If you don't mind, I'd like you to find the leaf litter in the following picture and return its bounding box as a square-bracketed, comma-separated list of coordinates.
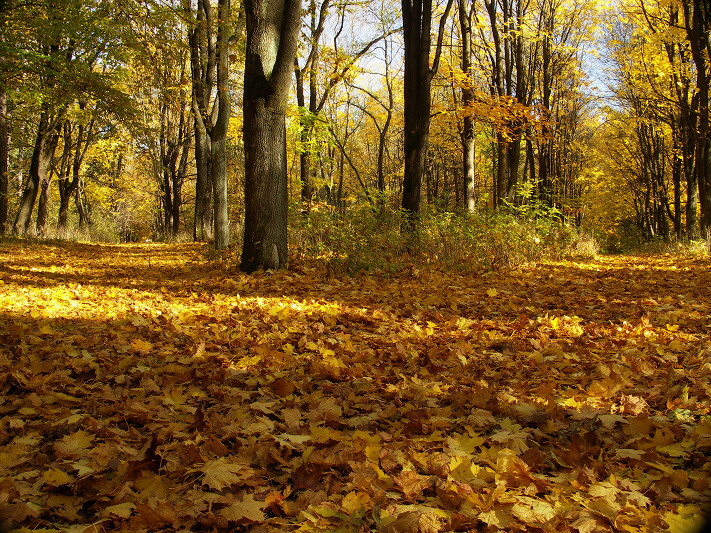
[0, 241, 709, 532]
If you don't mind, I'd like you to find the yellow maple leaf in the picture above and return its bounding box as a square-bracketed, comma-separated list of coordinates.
[664, 505, 705, 533]
[447, 432, 485, 456]
[130, 338, 153, 354]
[201, 458, 249, 491]
[511, 496, 556, 525]
[341, 491, 371, 514]
[101, 502, 136, 519]
[479, 508, 514, 528]
[54, 430, 94, 458]
[220, 494, 265, 523]
[43, 468, 73, 486]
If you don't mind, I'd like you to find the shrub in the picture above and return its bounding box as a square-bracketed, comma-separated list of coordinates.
[289, 203, 598, 275]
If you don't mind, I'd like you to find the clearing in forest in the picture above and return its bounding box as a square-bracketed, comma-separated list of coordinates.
[0, 240, 709, 532]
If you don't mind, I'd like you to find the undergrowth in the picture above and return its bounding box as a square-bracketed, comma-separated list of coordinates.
[631, 238, 711, 257]
[289, 204, 598, 275]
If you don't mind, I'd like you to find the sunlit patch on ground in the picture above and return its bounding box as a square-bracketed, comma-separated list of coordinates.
[0, 240, 709, 532]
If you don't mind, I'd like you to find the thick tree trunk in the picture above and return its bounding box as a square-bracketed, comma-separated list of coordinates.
[188, 0, 231, 248]
[401, 0, 453, 223]
[684, 0, 711, 237]
[401, 0, 432, 220]
[241, 0, 301, 272]
[242, 103, 289, 271]
[13, 111, 58, 235]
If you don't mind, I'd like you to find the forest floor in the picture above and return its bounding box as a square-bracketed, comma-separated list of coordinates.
[0, 239, 710, 533]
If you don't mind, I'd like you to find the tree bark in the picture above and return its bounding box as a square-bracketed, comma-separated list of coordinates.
[188, 0, 225, 243]
[193, 118, 213, 240]
[684, 0, 711, 237]
[294, 57, 314, 202]
[210, 0, 231, 249]
[57, 106, 96, 235]
[0, 89, 8, 234]
[13, 110, 59, 235]
[241, 0, 301, 272]
[458, 0, 476, 213]
[401, 0, 454, 222]
[35, 172, 52, 236]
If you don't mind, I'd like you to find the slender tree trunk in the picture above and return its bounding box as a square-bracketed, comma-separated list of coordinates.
[240, 0, 301, 272]
[376, 107, 392, 205]
[188, 0, 218, 243]
[294, 59, 313, 202]
[75, 184, 90, 231]
[506, 138, 521, 201]
[685, 118, 699, 237]
[0, 90, 8, 234]
[211, 126, 229, 248]
[174, 136, 189, 235]
[211, 0, 231, 249]
[193, 121, 213, 240]
[459, 0, 476, 213]
[35, 172, 53, 236]
[56, 122, 74, 235]
[494, 135, 508, 205]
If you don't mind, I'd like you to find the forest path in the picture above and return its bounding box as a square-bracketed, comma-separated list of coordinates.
[0, 240, 709, 532]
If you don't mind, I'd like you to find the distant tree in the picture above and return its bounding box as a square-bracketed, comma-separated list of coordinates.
[186, 0, 234, 248]
[8, 0, 129, 236]
[54, 103, 98, 236]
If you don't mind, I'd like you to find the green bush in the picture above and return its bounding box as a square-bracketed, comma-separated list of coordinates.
[289, 203, 598, 275]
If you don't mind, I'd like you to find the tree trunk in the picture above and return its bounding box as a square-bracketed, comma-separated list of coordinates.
[401, 0, 432, 220]
[75, 185, 90, 231]
[185, 0, 229, 243]
[458, 0, 476, 213]
[294, 59, 314, 202]
[174, 135, 189, 235]
[193, 121, 213, 240]
[13, 111, 59, 235]
[35, 173, 52, 236]
[211, 125, 229, 248]
[0, 89, 8, 234]
[401, 0, 454, 223]
[211, 0, 232, 249]
[684, 0, 711, 237]
[240, 0, 301, 272]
